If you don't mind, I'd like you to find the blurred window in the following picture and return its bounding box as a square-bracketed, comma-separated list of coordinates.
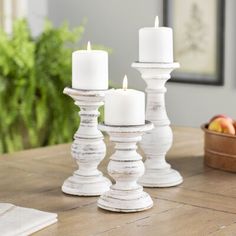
[0, 0, 27, 34]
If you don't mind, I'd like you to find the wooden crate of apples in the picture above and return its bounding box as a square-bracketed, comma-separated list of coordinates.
[202, 115, 236, 172]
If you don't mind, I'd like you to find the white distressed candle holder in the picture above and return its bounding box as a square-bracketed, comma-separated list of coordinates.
[132, 62, 183, 187]
[97, 121, 154, 213]
[62, 87, 111, 196]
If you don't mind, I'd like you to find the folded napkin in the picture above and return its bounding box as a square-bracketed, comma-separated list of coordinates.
[0, 203, 57, 236]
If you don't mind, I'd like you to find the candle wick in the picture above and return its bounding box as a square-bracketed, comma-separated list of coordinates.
[123, 75, 128, 90]
[87, 41, 91, 50]
[155, 16, 159, 28]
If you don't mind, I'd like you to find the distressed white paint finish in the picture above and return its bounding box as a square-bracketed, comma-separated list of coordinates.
[98, 121, 154, 212]
[62, 87, 111, 196]
[132, 62, 183, 187]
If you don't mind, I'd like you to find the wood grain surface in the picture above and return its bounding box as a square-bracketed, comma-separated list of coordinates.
[1, 127, 236, 236]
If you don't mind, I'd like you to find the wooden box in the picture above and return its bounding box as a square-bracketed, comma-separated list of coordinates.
[202, 124, 236, 173]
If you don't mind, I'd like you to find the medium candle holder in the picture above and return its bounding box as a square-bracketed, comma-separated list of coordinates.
[97, 121, 153, 213]
[62, 87, 111, 196]
[132, 62, 183, 187]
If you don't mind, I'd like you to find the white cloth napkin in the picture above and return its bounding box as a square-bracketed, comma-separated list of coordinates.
[0, 203, 57, 236]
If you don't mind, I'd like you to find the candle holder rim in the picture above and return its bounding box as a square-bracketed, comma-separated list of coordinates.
[63, 87, 109, 96]
[131, 61, 180, 69]
[98, 120, 153, 133]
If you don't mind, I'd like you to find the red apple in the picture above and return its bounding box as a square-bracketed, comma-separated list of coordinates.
[209, 114, 233, 124]
[208, 117, 235, 135]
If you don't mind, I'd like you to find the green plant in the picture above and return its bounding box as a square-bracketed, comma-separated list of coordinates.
[0, 19, 94, 153]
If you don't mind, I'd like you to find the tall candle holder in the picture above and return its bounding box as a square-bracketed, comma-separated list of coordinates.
[132, 62, 183, 187]
[62, 87, 111, 196]
[97, 121, 153, 213]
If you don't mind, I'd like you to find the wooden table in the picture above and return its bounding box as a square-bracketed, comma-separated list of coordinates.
[1, 127, 236, 235]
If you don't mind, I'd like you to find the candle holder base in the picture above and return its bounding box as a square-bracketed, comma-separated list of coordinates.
[62, 173, 111, 196]
[61, 88, 111, 196]
[97, 121, 154, 212]
[139, 167, 183, 188]
[98, 186, 153, 212]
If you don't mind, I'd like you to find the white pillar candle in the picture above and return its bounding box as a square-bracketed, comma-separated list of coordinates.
[105, 75, 145, 126]
[72, 41, 108, 90]
[139, 16, 173, 63]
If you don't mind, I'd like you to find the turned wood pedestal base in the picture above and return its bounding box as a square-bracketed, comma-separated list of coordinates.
[132, 62, 183, 188]
[97, 121, 153, 212]
[62, 88, 111, 196]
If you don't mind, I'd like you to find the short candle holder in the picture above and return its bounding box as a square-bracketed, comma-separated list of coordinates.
[132, 62, 183, 187]
[62, 87, 111, 196]
[97, 121, 154, 213]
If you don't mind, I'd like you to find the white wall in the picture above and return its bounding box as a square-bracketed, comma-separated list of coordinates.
[27, 0, 47, 36]
[48, 0, 236, 127]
